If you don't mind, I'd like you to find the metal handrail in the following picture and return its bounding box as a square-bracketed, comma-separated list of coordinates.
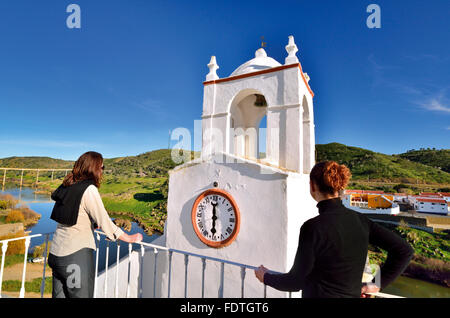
[0, 230, 403, 298]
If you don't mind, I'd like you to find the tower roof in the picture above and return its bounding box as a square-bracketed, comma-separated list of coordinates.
[230, 48, 282, 77]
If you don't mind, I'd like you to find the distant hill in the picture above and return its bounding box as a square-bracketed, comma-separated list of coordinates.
[0, 156, 74, 169]
[1, 145, 449, 184]
[103, 149, 194, 178]
[397, 149, 450, 173]
[315, 143, 450, 184]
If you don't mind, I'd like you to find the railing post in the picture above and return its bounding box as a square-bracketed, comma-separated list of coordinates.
[93, 232, 101, 298]
[20, 170, 24, 190]
[40, 234, 49, 298]
[19, 237, 31, 298]
[126, 243, 132, 298]
[139, 245, 145, 298]
[2, 169, 6, 191]
[184, 254, 189, 298]
[240, 266, 246, 298]
[153, 248, 158, 298]
[35, 169, 39, 187]
[115, 241, 120, 298]
[201, 258, 206, 298]
[218, 262, 224, 298]
[104, 240, 110, 298]
[167, 250, 173, 298]
[0, 241, 8, 298]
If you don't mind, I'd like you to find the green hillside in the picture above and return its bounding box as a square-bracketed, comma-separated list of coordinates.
[316, 143, 450, 184]
[398, 149, 450, 173]
[103, 149, 194, 178]
[0, 156, 74, 169]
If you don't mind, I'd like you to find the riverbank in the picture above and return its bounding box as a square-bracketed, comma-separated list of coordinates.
[0, 193, 41, 237]
[369, 222, 450, 288]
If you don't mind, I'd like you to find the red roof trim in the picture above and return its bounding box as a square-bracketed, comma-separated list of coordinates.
[203, 63, 315, 98]
[416, 198, 447, 204]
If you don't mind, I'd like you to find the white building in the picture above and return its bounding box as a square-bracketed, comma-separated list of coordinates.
[414, 198, 449, 215]
[341, 195, 400, 215]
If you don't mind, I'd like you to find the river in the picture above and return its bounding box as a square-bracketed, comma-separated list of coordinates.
[2, 187, 160, 272]
[2, 187, 449, 298]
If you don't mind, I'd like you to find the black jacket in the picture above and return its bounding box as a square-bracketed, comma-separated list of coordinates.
[264, 198, 414, 298]
[50, 179, 96, 226]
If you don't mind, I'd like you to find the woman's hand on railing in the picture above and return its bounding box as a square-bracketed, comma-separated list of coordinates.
[361, 282, 380, 298]
[119, 233, 143, 243]
[254, 265, 269, 283]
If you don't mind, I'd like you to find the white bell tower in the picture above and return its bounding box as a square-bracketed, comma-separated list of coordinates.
[162, 36, 318, 298]
[201, 35, 315, 174]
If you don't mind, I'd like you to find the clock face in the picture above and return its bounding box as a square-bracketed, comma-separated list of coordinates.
[191, 189, 240, 248]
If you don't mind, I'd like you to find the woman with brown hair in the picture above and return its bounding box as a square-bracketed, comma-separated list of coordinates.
[48, 151, 143, 298]
[254, 161, 414, 298]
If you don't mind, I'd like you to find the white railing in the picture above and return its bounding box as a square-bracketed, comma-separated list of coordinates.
[0, 232, 51, 298]
[0, 231, 403, 298]
[93, 231, 275, 298]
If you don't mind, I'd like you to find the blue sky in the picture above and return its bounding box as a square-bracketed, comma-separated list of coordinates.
[0, 0, 448, 160]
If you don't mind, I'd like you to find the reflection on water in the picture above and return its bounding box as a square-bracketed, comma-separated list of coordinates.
[384, 275, 450, 298]
[1, 187, 160, 272]
[5, 187, 52, 203]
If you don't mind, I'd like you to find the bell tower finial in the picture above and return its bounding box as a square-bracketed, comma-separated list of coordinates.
[206, 56, 219, 81]
[285, 35, 299, 65]
[260, 36, 267, 48]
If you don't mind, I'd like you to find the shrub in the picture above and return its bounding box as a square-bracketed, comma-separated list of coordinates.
[0, 230, 26, 255]
[0, 194, 18, 209]
[398, 220, 409, 230]
[5, 210, 25, 223]
[32, 241, 51, 258]
[0, 200, 8, 210]
[19, 206, 40, 220]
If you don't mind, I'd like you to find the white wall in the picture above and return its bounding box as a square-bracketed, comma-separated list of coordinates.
[416, 201, 448, 215]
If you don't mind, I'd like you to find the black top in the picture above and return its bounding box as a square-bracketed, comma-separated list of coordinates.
[263, 198, 414, 298]
[50, 179, 96, 226]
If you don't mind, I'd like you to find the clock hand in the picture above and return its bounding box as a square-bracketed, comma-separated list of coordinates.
[211, 201, 218, 235]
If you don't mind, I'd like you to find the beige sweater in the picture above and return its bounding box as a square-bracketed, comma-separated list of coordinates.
[50, 185, 125, 257]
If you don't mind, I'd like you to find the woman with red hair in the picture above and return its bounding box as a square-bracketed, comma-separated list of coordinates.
[48, 151, 143, 298]
[255, 161, 414, 298]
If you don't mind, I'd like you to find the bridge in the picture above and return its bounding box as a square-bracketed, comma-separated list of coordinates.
[0, 167, 71, 191]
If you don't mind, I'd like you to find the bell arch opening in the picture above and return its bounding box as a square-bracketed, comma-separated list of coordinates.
[228, 89, 268, 160]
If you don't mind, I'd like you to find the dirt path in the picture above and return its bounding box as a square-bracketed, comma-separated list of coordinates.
[2, 262, 52, 282]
